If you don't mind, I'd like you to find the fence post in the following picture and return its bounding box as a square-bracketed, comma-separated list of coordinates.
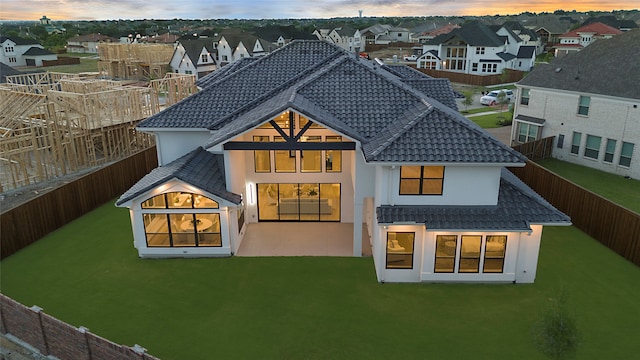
[30, 305, 50, 356]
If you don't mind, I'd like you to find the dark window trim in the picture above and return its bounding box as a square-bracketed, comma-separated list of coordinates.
[385, 232, 415, 269]
[399, 166, 445, 196]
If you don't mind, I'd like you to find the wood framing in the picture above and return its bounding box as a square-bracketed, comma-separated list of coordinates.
[0, 72, 196, 193]
[97, 43, 175, 80]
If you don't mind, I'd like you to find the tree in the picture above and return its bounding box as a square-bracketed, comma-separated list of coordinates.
[496, 90, 509, 112]
[462, 91, 474, 111]
[532, 289, 581, 359]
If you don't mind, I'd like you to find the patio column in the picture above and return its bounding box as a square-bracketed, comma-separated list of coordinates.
[353, 201, 363, 257]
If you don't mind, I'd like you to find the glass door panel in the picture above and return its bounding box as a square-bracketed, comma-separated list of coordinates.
[278, 184, 299, 221]
[299, 183, 320, 221]
[257, 183, 279, 221]
[319, 183, 340, 221]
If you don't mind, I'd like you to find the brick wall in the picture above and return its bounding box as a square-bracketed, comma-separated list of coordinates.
[0, 294, 158, 360]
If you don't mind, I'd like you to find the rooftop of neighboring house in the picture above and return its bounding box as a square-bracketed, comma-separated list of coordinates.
[582, 15, 639, 30]
[23, 47, 55, 56]
[519, 29, 640, 101]
[252, 25, 316, 43]
[178, 38, 216, 64]
[139, 40, 524, 166]
[560, 22, 624, 38]
[419, 24, 460, 38]
[426, 21, 504, 47]
[146, 33, 180, 44]
[0, 62, 22, 83]
[67, 34, 115, 43]
[520, 15, 572, 35]
[0, 36, 41, 46]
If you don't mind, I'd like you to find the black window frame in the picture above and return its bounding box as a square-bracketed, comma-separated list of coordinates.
[399, 166, 445, 196]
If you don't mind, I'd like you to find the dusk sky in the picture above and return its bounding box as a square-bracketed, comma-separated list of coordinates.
[1, 0, 638, 21]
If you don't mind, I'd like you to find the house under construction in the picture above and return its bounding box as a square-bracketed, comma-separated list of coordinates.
[97, 43, 175, 80]
[0, 71, 196, 193]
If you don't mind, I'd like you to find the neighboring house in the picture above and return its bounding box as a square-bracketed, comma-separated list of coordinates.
[554, 22, 623, 57]
[581, 15, 639, 32]
[254, 25, 317, 48]
[511, 30, 640, 179]
[67, 34, 115, 53]
[313, 27, 362, 53]
[521, 15, 572, 50]
[39, 15, 65, 34]
[170, 38, 217, 80]
[418, 21, 540, 74]
[0, 36, 57, 67]
[500, 21, 543, 55]
[415, 24, 460, 44]
[146, 33, 181, 44]
[116, 40, 569, 284]
[214, 30, 270, 65]
[361, 24, 411, 46]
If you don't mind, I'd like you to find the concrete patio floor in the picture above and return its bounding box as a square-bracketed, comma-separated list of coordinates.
[236, 222, 372, 257]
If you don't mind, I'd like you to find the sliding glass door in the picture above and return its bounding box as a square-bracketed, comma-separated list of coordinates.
[257, 183, 340, 222]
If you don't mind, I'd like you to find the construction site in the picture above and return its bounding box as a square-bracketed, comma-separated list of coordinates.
[0, 43, 196, 206]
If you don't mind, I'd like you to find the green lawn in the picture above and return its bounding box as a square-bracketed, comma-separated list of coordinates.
[44, 56, 99, 73]
[537, 158, 640, 213]
[1, 202, 639, 359]
[467, 111, 512, 128]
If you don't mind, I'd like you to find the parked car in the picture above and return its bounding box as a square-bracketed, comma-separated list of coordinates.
[480, 89, 514, 105]
[403, 55, 418, 61]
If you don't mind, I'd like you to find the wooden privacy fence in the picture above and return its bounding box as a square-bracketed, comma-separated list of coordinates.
[510, 161, 640, 266]
[512, 136, 555, 161]
[0, 294, 158, 360]
[0, 146, 157, 259]
[411, 66, 526, 86]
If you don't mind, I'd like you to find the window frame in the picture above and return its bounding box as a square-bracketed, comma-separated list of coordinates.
[434, 234, 508, 274]
[584, 134, 601, 160]
[619, 142, 634, 167]
[520, 88, 530, 105]
[604, 139, 616, 163]
[570, 132, 582, 155]
[385, 232, 415, 269]
[399, 166, 445, 196]
[577, 95, 590, 116]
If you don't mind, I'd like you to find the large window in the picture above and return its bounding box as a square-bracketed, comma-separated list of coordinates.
[619, 142, 635, 167]
[301, 136, 322, 172]
[517, 122, 538, 143]
[445, 47, 466, 71]
[274, 136, 296, 172]
[578, 95, 590, 116]
[253, 136, 271, 172]
[435, 235, 507, 274]
[386, 232, 415, 269]
[520, 88, 530, 105]
[142, 192, 219, 209]
[257, 183, 340, 221]
[584, 135, 601, 159]
[399, 166, 444, 195]
[325, 136, 342, 172]
[570, 132, 582, 155]
[604, 139, 616, 163]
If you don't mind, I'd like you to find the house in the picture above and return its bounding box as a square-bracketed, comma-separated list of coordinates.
[1, 36, 57, 67]
[360, 24, 411, 47]
[553, 22, 623, 57]
[170, 38, 217, 80]
[581, 15, 639, 32]
[0, 62, 23, 83]
[520, 15, 571, 51]
[214, 30, 270, 65]
[313, 27, 362, 53]
[418, 21, 539, 74]
[116, 40, 570, 284]
[39, 15, 65, 34]
[511, 29, 640, 179]
[253, 25, 317, 49]
[146, 33, 180, 44]
[67, 34, 116, 54]
[415, 24, 460, 44]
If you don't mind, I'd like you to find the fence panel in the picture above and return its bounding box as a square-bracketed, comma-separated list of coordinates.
[510, 161, 640, 266]
[1, 147, 158, 260]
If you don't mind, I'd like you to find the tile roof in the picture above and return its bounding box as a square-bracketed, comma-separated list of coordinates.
[23, 47, 55, 56]
[516, 46, 536, 59]
[427, 21, 504, 47]
[560, 22, 623, 37]
[0, 36, 40, 46]
[519, 29, 640, 100]
[116, 147, 241, 206]
[196, 57, 257, 88]
[377, 169, 571, 230]
[0, 62, 22, 83]
[140, 40, 525, 165]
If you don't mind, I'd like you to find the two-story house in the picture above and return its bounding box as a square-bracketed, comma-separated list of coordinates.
[418, 21, 538, 74]
[553, 22, 623, 57]
[511, 29, 639, 179]
[361, 24, 411, 47]
[170, 38, 217, 80]
[0, 36, 57, 67]
[313, 27, 362, 53]
[214, 30, 271, 65]
[116, 41, 569, 284]
[67, 34, 116, 54]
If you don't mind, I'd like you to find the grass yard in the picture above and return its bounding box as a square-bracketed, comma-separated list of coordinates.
[537, 158, 640, 213]
[1, 202, 639, 359]
[467, 111, 512, 129]
[44, 54, 99, 74]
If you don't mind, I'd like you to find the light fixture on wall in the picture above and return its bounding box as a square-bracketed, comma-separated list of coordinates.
[247, 183, 255, 205]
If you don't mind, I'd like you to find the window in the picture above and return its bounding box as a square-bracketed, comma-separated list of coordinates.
[253, 136, 271, 172]
[619, 142, 634, 167]
[483, 236, 507, 273]
[237, 205, 245, 234]
[301, 136, 322, 172]
[570, 132, 581, 155]
[520, 88, 530, 105]
[142, 192, 219, 209]
[325, 136, 342, 172]
[459, 235, 481, 273]
[222, 55, 228, 61]
[399, 166, 444, 195]
[274, 136, 295, 172]
[386, 232, 415, 269]
[471, 63, 478, 72]
[8, 57, 16, 63]
[481, 63, 498, 73]
[200, 54, 208, 63]
[475, 47, 485, 55]
[578, 95, 590, 116]
[584, 135, 601, 159]
[434, 235, 457, 273]
[4, 46, 14, 52]
[435, 235, 508, 274]
[517, 122, 538, 143]
[604, 139, 616, 163]
[144, 213, 221, 247]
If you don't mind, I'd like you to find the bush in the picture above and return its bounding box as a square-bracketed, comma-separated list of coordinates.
[532, 290, 581, 359]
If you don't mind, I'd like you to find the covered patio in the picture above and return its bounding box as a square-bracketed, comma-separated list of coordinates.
[236, 222, 372, 257]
